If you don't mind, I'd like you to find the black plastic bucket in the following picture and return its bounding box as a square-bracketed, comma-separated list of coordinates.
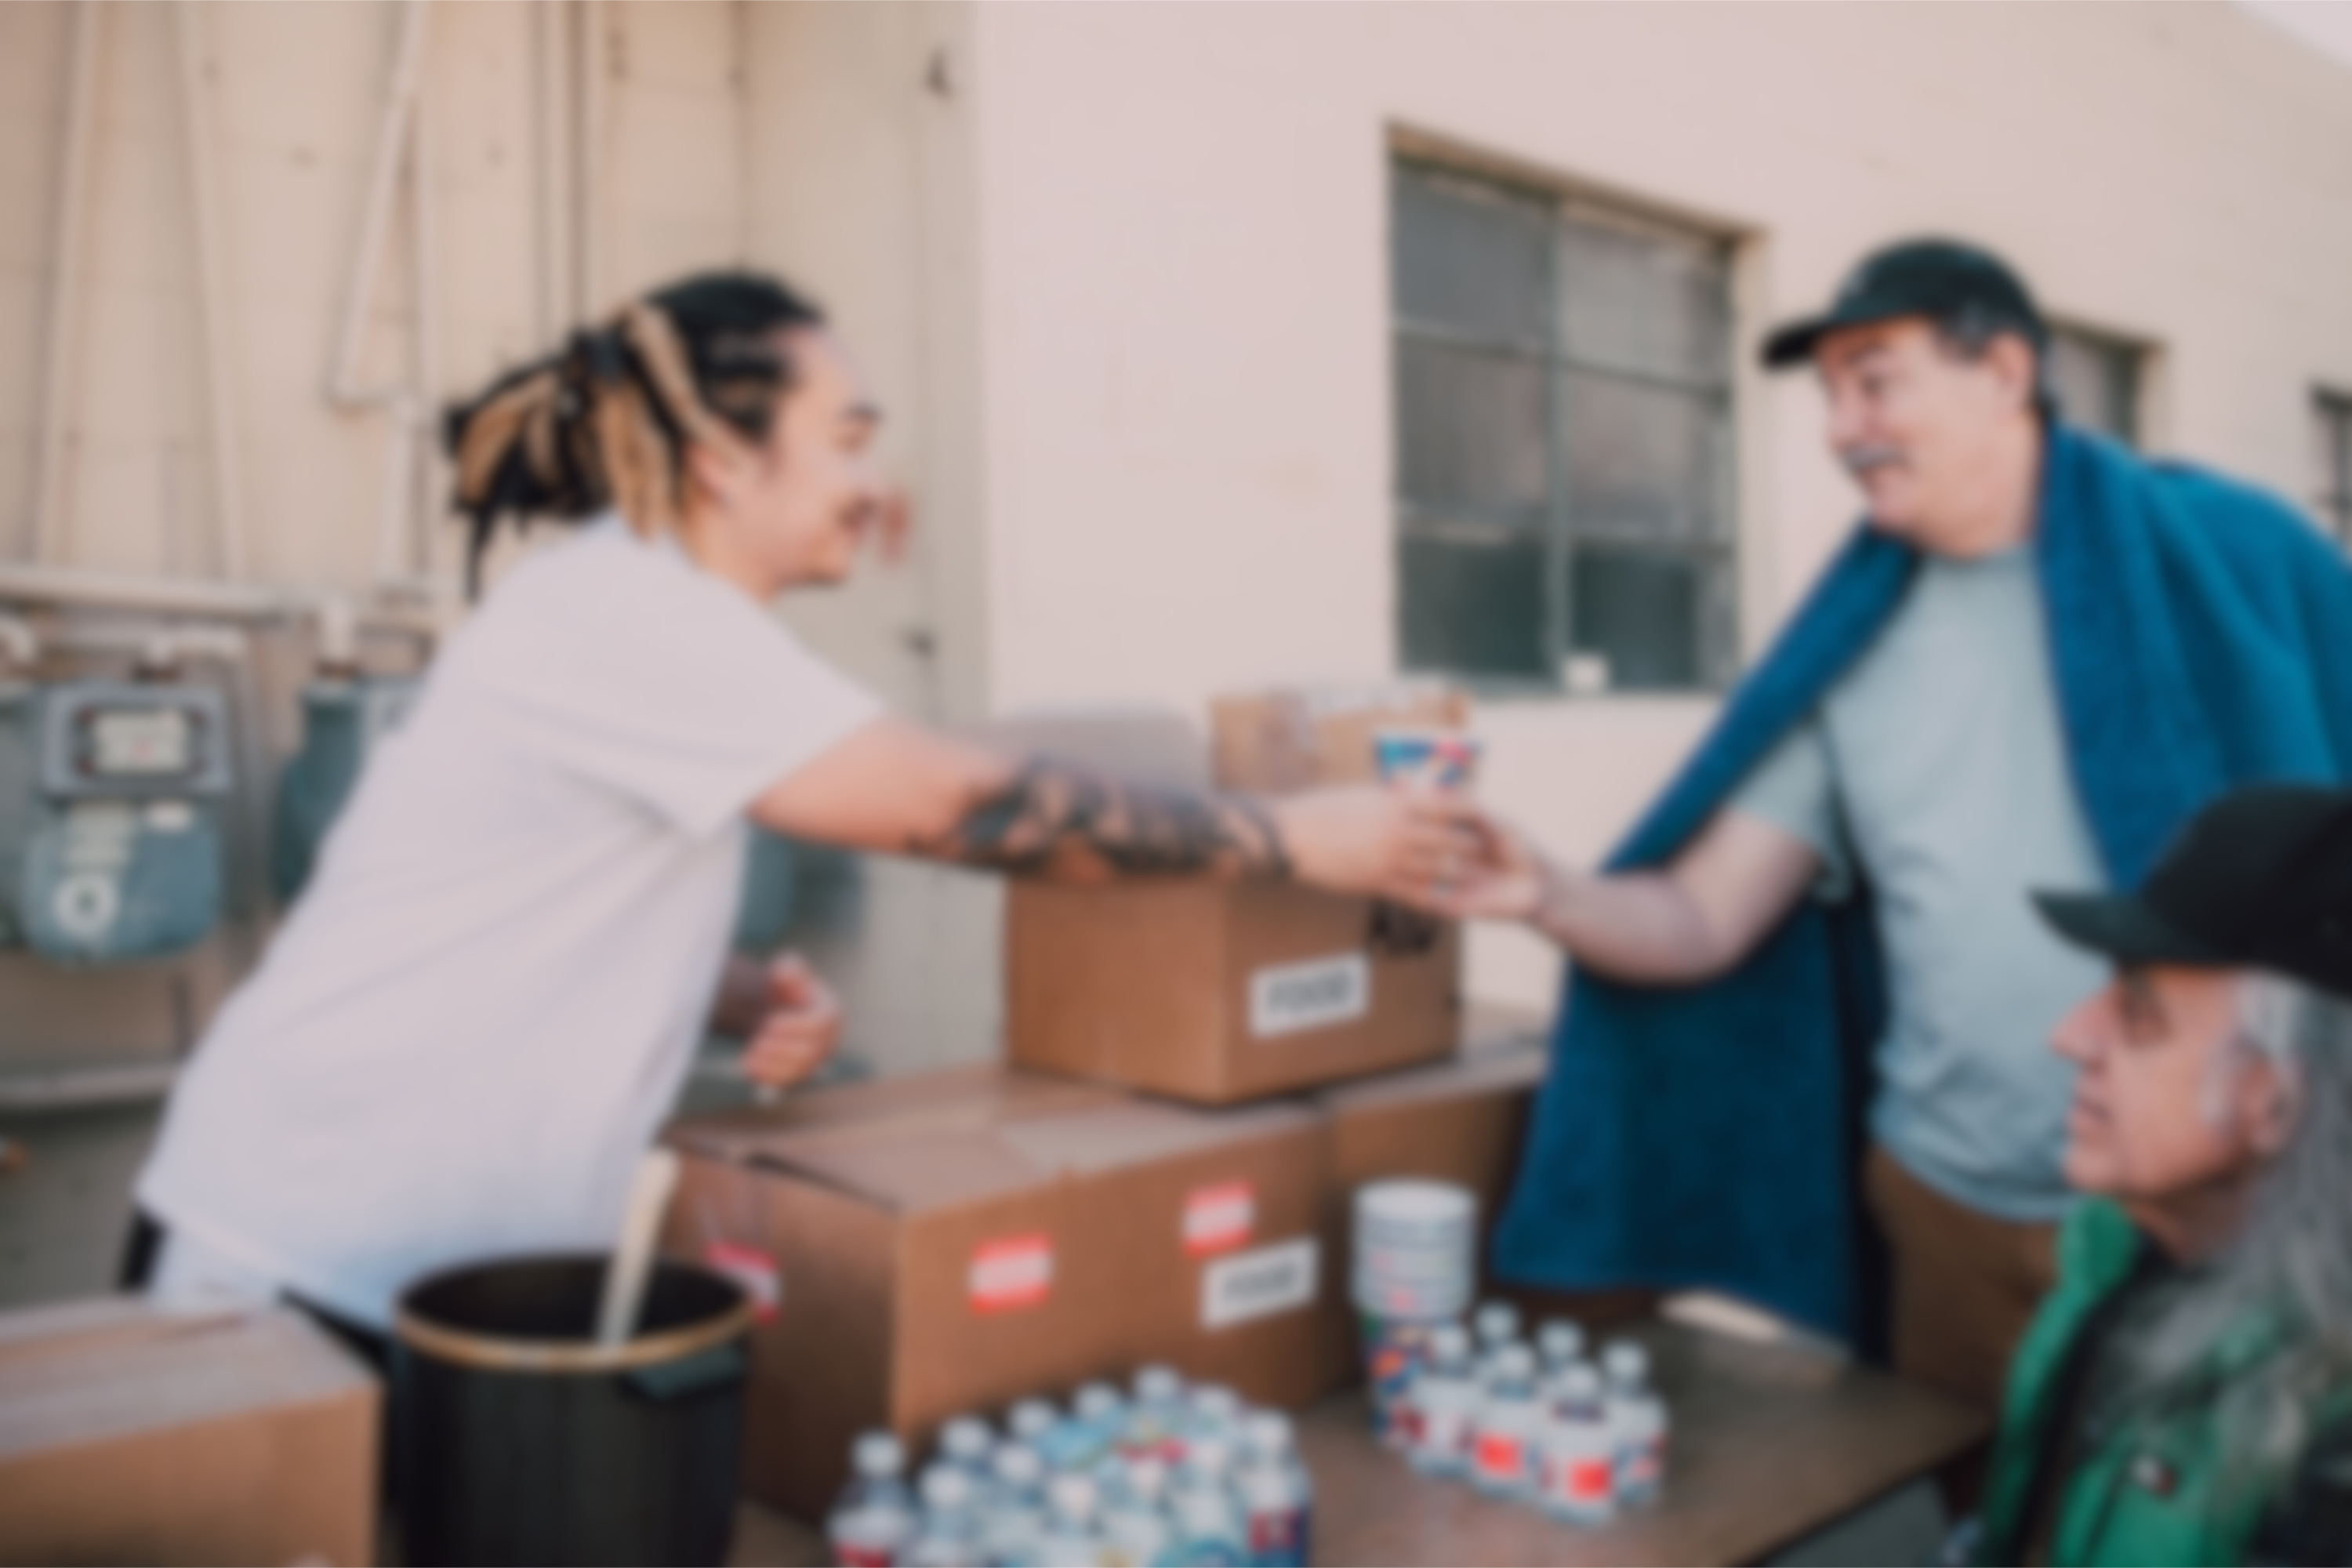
[393, 1254, 753, 1567]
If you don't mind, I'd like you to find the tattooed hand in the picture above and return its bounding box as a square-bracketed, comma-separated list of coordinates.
[913, 760, 1291, 882]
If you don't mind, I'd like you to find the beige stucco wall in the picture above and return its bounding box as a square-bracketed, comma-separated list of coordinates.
[961, 0, 2352, 1012]
[5, 2, 2351, 1069]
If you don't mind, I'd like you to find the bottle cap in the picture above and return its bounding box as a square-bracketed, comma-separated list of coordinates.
[1602, 1339, 1650, 1385]
[920, 1464, 971, 1510]
[942, 1416, 993, 1459]
[1474, 1300, 1523, 1345]
[852, 1432, 905, 1475]
[1190, 1384, 1243, 1420]
[994, 1443, 1043, 1486]
[1125, 1457, 1169, 1499]
[1185, 1435, 1233, 1475]
[1010, 1399, 1058, 1439]
[1491, 1344, 1537, 1383]
[1134, 1365, 1183, 1403]
[1558, 1362, 1604, 1402]
[1537, 1319, 1588, 1363]
[1075, 1382, 1124, 1421]
[1243, 1410, 1295, 1454]
[1432, 1323, 1474, 1361]
[1048, 1472, 1098, 1519]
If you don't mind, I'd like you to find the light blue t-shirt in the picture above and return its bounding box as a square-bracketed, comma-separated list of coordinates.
[1731, 545, 2105, 1222]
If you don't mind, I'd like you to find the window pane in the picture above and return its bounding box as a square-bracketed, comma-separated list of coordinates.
[1556, 209, 1730, 385]
[1566, 546, 1708, 691]
[1559, 370, 1728, 543]
[1399, 532, 1550, 681]
[1392, 167, 1551, 350]
[1396, 339, 1549, 524]
[2049, 328, 2140, 447]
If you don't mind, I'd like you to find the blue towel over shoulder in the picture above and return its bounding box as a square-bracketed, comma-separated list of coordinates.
[1490, 425, 2352, 1340]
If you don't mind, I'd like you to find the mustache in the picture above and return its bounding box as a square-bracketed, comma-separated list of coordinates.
[1838, 443, 1907, 477]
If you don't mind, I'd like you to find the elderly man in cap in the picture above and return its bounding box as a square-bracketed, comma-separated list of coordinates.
[1437, 238, 2352, 1428]
[1967, 786, 2352, 1565]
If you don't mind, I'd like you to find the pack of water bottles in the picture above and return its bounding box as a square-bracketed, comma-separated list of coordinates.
[1386, 1300, 1670, 1526]
[827, 1365, 1316, 1568]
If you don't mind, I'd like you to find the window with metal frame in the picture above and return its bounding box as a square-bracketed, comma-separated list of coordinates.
[1391, 162, 1737, 697]
[2315, 390, 2352, 545]
[2046, 325, 2143, 448]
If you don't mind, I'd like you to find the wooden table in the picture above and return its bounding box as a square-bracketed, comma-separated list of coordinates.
[728, 1319, 1989, 1568]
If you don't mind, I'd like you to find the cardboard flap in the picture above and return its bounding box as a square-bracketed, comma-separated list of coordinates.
[1318, 1039, 1548, 1112]
[778, 1127, 1050, 1212]
[668, 1066, 1117, 1173]
[0, 1303, 376, 1464]
[996, 1098, 1316, 1174]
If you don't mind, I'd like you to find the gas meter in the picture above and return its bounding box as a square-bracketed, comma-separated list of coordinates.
[271, 676, 419, 902]
[8, 681, 234, 964]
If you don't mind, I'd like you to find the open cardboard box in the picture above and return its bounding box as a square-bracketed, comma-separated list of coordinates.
[0, 1296, 379, 1567]
[662, 1066, 1337, 1521]
[1007, 879, 1461, 1104]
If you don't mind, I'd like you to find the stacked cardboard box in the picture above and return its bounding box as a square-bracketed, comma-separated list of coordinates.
[663, 684, 1564, 1520]
[0, 1297, 379, 1566]
[662, 1067, 1334, 1521]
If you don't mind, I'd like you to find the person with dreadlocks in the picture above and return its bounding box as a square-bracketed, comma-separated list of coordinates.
[127, 270, 1482, 1348]
[1966, 786, 2352, 1565]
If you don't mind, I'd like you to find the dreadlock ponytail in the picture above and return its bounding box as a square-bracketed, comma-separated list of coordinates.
[443, 270, 825, 595]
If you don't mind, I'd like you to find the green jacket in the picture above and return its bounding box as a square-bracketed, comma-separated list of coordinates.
[1979, 1199, 2281, 1566]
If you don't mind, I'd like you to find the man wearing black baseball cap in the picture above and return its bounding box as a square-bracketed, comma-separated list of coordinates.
[1454, 233, 2352, 1452]
[1966, 786, 2352, 1564]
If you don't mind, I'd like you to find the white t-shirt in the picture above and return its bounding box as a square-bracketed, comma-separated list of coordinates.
[136, 516, 880, 1327]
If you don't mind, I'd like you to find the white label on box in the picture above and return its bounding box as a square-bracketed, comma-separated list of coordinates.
[1183, 1180, 1257, 1257]
[1202, 1237, 1320, 1330]
[1248, 953, 1370, 1038]
[969, 1233, 1054, 1314]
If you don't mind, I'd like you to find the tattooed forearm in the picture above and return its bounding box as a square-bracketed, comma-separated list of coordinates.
[913, 760, 1292, 883]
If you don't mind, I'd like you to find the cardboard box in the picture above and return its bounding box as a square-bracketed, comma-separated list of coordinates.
[1007, 879, 1461, 1104]
[0, 1296, 379, 1567]
[1210, 680, 1469, 793]
[662, 1066, 1338, 1521]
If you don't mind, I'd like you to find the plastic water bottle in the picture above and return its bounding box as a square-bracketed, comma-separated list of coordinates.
[1406, 1323, 1480, 1478]
[906, 1464, 983, 1567]
[1536, 1319, 1588, 1378]
[1036, 1472, 1105, 1568]
[1127, 1365, 1188, 1461]
[1601, 1339, 1668, 1509]
[979, 1443, 1050, 1566]
[828, 1431, 919, 1568]
[1185, 1384, 1245, 1455]
[1236, 1412, 1312, 1568]
[1011, 1399, 1062, 1447]
[942, 1414, 997, 1482]
[1168, 1436, 1247, 1566]
[1100, 1457, 1175, 1568]
[1472, 1300, 1523, 1381]
[1541, 1363, 1617, 1526]
[1469, 1344, 1542, 1500]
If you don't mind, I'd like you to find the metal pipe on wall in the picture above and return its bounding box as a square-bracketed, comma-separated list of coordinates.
[29, 2, 102, 566]
[174, 2, 251, 582]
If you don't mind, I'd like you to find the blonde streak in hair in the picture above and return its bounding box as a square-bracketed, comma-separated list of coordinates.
[622, 302, 750, 523]
[454, 371, 559, 506]
[592, 379, 655, 539]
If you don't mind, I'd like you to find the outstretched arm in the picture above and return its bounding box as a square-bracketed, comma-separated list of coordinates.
[1427, 807, 1820, 984]
[752, 717, 1472, 896]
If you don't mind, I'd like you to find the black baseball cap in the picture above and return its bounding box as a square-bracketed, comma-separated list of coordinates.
[1761, 238, 2049, 369]
[2035, 786, 2352, 1002]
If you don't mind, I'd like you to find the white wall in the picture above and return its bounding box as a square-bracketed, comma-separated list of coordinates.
[964, 0, 2352, 1011]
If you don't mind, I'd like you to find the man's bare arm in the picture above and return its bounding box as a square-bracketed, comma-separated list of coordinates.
[753, 718, 1466, 894]
[1436, 808, 1821, 984]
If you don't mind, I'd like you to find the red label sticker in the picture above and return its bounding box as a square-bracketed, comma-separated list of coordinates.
[703, 1240, 782, 1323]
[968, 1233, 1054, 1313]
[1182, 1181, 1257, 1257]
